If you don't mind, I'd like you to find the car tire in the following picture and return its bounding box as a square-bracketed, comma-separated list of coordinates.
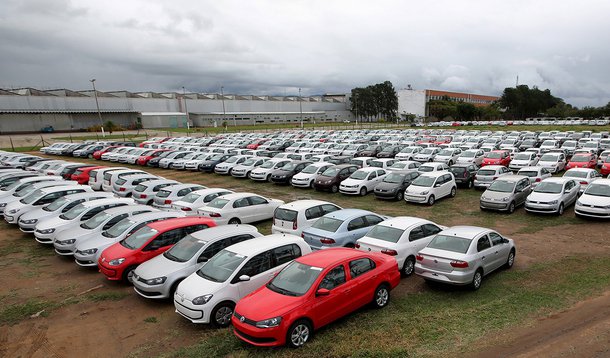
[359, 187, 367, 196]
[147, 200, 154, 205]
[401, 256, 415, 277]
[450, 187, 457, 197]
[309, 180, 315, 188]
[504, 249, 516, 269]
[470, 269, 483, 290]
[88, 154, 93, 159]
[331, 185, 338, 193]
[557, 203, 564, 216]
[395, 191, 404, 201]
[287, 319, 313, 348]
[508, 201, 515, 214]
[211, 302, 235, 328]
[427, 195, 435, 206]
[169, 279, 183, 298]
[372, 284, 390, 308]
[448, 160, 453, 166]
[122, 266, 137, 284]
[228, 218, 241, 225]
[467, 180, 473, 189]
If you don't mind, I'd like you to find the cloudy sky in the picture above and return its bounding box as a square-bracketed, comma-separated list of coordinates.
[1, 0, 609, 107]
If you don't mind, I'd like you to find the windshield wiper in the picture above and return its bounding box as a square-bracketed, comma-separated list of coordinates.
[198, 271, 220, 282]
[267, 282, 298, 296]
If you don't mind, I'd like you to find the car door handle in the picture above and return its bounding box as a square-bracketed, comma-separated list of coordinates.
[481, 256, 486, 260]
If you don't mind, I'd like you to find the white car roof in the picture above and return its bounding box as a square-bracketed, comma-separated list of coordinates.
[127, 211, 185, 222]
[565, 168, 597, 173]
[277, 199, 336, 211]
[374, 216, 434, 231]
[78, 198, 133, 208]
[439, 225, 492, 239]
[419, 171, 450, 178]
[227, 234, 304, 256]
[189, 188, 233, 196]
[190, 224, 259, 241]
[160, 183, 204, 191]
[99, 204, 155, 215]
[216, 192, 263, 201]
[356, 167, 382, 173]
[139, 179, 179, 187]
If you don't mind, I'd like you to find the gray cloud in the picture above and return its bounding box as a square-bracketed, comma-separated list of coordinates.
[1, 0, 609, 106]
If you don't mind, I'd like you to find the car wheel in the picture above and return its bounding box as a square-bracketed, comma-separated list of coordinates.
[122, 266, 137, 284]
[508, 201, 515, 214]
[470, 269, 483, 290]
[309, 180, 315, 188]
[448, 160, 453, 166]
[359, 187, 367, 196]
[331, 185, 338, 193]
[557, 203, 564, 215]
[287, 319, 312, 348]
[505, 249, 516, 269]
[372, 284, 390, 308]
[395, 191, 404, 201]
[402, 257, 415, 277]
[427, 195, 435, 206]
[88, 154, 93, 159]
[450, 187, 457, 197]
[211, 302, 235, 328]
[467, 180, 473, 189]
[147, 200, 154, 205]
[228, 218, 241, 225]
[266, 174, 273, 182]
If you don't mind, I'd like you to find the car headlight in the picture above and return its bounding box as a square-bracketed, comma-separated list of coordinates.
[255, 316, 282, 328]
[108, 258, 125, 266]
[22, 219, 38, 224]
[57, 239, 76, 245]
[143, 276, 167, 285]
[502, 197, 509, 202]
[79, 248, 98, 255]
[421, 191, 429, 195]
[39, 228, 55, 234]
[7, 209, 18, 214]
[0, 203, 6, 207]
[604, 204, 610, 209]
[192, 294, 213, 305]
[548, 200, 558, 205]
[576, 200, 582, 206]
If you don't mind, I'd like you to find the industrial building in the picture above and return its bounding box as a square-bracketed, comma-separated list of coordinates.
[0, 88, 351, 133]
[397, 88, 499, 120]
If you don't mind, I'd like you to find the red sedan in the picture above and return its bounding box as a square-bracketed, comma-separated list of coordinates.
[70, 166, 106, 184]
[246, 139, 268, 150]
[92, 146, 118, 160]
[232, 248, 400, 348]
[481, 150, 511, 167]
[136, 149, 170, 166]
[566, 153, 597, 169]
[98, 217, 216, 282]
[601, 157, 610, 176]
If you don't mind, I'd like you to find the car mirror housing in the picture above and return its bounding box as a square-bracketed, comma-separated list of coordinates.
[239, 275, 250, 282]
[316, 288, 330, 296]
[197, 256, 209, 263]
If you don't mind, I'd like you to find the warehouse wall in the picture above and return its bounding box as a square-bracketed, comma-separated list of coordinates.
[0, 113, 137, 133]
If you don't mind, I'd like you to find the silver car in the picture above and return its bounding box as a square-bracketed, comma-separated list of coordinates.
[525, 177, 580, 215]
[415, 226, 516, 290]
[132, 225, 262, 299]
[480, 175, 532, 213]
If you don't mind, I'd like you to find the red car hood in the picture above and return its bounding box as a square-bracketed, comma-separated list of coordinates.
[100, 242, 134, 262]
[567, 162, 589, 168]
[236, 286, 305, 321]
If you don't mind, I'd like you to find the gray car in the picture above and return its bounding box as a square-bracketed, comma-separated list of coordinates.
[479, 175, 532, 213]
[415, 226, 516, 290]
[525, 177, 580, 215]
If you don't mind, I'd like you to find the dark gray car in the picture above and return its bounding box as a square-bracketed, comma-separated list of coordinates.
[373, 170, 420, 201]
[480, 175, 532, 213]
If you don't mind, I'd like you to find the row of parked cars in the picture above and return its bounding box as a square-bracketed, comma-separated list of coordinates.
[1, 150, 518, 348]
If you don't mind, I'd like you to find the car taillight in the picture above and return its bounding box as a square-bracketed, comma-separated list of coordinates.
[119, 187, 126, 191]
[320, 238, 335, 244]
[416, 254, 424, 261]
[580, 181, 588, 185]
[164, 199, 172, 204]
[354, 243, 360, 249]
[181, 207, 191, 211]
[301, 232, 305, 238]
[450, 260, 469, 268]
[209, 213, 221, 217]
[293, 221, 297, 230]
[535, 178, 541, 182]
[139, 194, 147, 198]
[381, 249, 398, 256]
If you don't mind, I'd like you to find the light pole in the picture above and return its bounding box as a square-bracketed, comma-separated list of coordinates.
[299, 88, 303, 129]
[90, 79, 105, 137]
[354, 93, 358, 126]
[182, 86, 190, 131]
[220, 86, 232, 127]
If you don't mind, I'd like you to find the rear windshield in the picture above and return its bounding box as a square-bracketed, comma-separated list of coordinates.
[365, 225, 403, 243]
[274, 208, 297, 222]
[477, 169, 496, 176]
[427, 234, 471, 254]
[156, 190, 171, 198]
[310, 217, 343, 232]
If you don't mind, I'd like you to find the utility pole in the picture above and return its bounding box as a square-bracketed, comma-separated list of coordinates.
[182, 86, 190, 130]
[90, 79, 105, 137]
[220, 86, 231, 127]
[299, 88, 303, 129]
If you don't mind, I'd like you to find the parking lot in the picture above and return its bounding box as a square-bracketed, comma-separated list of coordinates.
[1, 127, 609, 357]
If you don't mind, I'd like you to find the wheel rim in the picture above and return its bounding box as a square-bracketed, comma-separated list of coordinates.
[473, 272, 482, 288]
[376, 287, 389, 306]
[215, 306, 233, 326]
[509, 203, 515, 213]
[468, 180, 473, 188]
[360, 188, 366, 196]
[558, 204, 564, 215]
[291, 324, 310, 347]
[508, 252, 515, 267]
[331, 185, 338, 193]
[403, 259, 414, 275]
[396, 192, 403, 201]
[451, 188, 456, 197]
[126, 269, 135, 283]
[428, 196, 435, 205]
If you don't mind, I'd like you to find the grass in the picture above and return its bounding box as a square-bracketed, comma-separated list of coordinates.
[0, 300, 51, 325]
[86, 291, 130, 302]
[51, 133, 149, 141]
[0, 146, 43, 152]
[144, 316, 158, 323]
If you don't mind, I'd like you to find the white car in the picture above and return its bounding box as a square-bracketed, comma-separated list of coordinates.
[34, 197, 134, 244]
[413, 147, 441, 162]
[152, 183, 205, 209]
[433, 148, 462, 165]
[418, 162, 450, 173]
[525, 177, 580, 215]
[309, 154, 334, 163]
[248, 158, 292, 182]
[339, 167, 388, 195]
[231, 157, 269, 178]
[537, 153, 567, 174]
[575, 179, 610, 219]
[563, 168, 602, 192]
[474, 165, 511, 189]
[517, 166, 553, 186]
[509, 151, 539, 171]
[395, 146, 422, 161]
[290, 162, 333, 188]
[0, 179, 69, 212]
[102, 168, 146, 192]
[387, 161, 420, 172]
[88, 167, 127, 191]
[356, 217, 445, 277]
[0, 175, 64, 200]
[169, 152, 206, 170]
[369, 158, 397, 169]
[214, 155, 252, 175]
[133, 225, 262, 300]
[348, 156, 375, 168]
[112, 173, 160, 197]
[53, 204, 156, 255]
[197, 192, 284, 225]
[132, 179, 180, 205]
[73, 211, 185, 267]
[173, 234, 311, 326]
[271, 199, 341, 236]
[183, 153, 215, 171]
[170, 188, 234, 213]
[540, 139, 560, 153]
[159, 151, 194, 169]
[405, 171, 457, 205]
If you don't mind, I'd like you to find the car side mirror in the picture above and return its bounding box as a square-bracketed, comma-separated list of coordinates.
[197, 256, 208, 263]
[239, 275, 250, 282]
[434, 183, 441, 188]
[316, 288, 330, 296]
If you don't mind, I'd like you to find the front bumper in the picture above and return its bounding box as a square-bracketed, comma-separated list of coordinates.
[98, 262, 122, 280]
[374, 189, 399, 199]
[480, 200, 510, 211]
[575, 205, 610, 218]
[339, 186, 360, 195]
[525, 202, 559, 213]
[232, 316, 284, 347]
[405, 194, 428, 203]
[174, 297, 210, 323]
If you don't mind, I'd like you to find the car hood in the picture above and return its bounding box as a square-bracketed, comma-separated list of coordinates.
[236, 286, 304, 321]
[75, 234, 120, 251]
[405, 185, 430, 195]
[538, 160, 558, 165]
[375, 182, 401, 191]
[341, 178, 363, 186]
[36, 216, 71, 231]
[55, 225, 96, 242]
[201, 160, 221, 166]
[134, 254, 191, 279]
[99, 242, 134, 261]
[19, 207, 53, 221]
[272, 169, 293, 176]
[527, 192, 561, 201]
[579, 194, 610, 206]
[482, 190, 512, 200]
[4, 200, 28, 213]
[292, 172, 313, 179]
[175, 271, 226, 301]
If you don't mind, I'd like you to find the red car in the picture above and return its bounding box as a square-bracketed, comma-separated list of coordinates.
[232, 248, 400, 348]
[566, 153, 597, 169]
[601, 157, 610, 176]
[98, 217, 216, 282]
[481, 150, 511, 167]
[138, 137, 171, 148]
[246, 139, 268, 150]
[136, 149, 171, 166]
[70, 166, 106, 184]
[92, 146, 118, 160]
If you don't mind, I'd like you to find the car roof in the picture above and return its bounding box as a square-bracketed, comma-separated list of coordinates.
[160, 183, 203, 191]
[375, 216, 432, 230]
[541, 177, 574, 184]
[441, 226, 492, 238]
[63, 192, 113, 200]
[565, 168, 596, 173]
[39, 184, 87, 193]
[296, 247, 373, 268]
[480, 165, 505, 170]
[147, 216, 215, 231]
[190, 224, 259, 240]
[278, 200, 334, 211]
[356, 167, 381, 172]
[140, 179, 178, 187]
[590, 178, 610, 185]
[322, 208, 375, 220]
[215, 192, 261, 200]
[518, 166, 544, 171]
[79, 198, 133, 207]
[127, 211, 184, 223]
[226, 234, 303, 255]
[419, 171, 448, 178]
[100, 204, 154, 215]
[189, 188, 232, 195]
[121, 173, 158, 180]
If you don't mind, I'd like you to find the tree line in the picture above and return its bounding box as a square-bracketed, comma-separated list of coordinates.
[350, 81, 398, 122]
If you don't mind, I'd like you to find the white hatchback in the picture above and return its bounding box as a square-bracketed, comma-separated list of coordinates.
[197, 193, 284, 225]
[271, 199, 341, 236]
[405, 171, 457, 205]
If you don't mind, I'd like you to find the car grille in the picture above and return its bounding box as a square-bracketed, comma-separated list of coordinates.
[234, 328, 276, 344]
[233, 312, 257, 326]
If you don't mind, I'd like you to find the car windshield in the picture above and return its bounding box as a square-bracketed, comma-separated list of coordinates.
[196, 249, 246, 283]
[43, 197, 69, 212]
[449, 167, 466, 176]
[437, 150, 453, 156]
[584, 184, 610, 197]
[411, 175, 436, 187]
[461, 151, 476, 158]
[519, 170, 538, 178]
[156, 190, 171, 198]
[259, 160, 275, 169]
[401, 148, 415, 153]
[164, 235, 206, 263]
[15, 185, 37, 197]
[487, 180, 515, 193]
[20, 189, 44, 204]
[267, 261, 322, 297]
[300, 165, 319, 174]
[224, 157, 239, 163]
[115, 178, 127, 185]
[570, 155, 590, 162]
[120, 226, 158, 250]
[321, 167, 340, 176]
[280, 163, 298, 171]
[514, 153, 532, 160]
[209, 154, 224, 160]
[350, 171, 369, 180]
[60, 203, 87, 220]
[534, 182, 563, 194]
[427, 234, 471, 254]
[274, 208, 297, 221]
[311, 217, 343, 232]
[542, 140, 556, 146]
[102, 218, 135, 238]
[180, 192, 201, 204]
[486, 152, 502, 159]
[540, 154, 559, 161]
[4, 180, 25, 191]
[81, 212, 111, 230]
[421, 148, 435, 155]
[365, 225, 403, 243]
[389, 163, 407, 170]
[370, 161, 383, 168]
[241, 158, 257, 166]
[383, 173, 406, 184]
[207, 198, 228, 209]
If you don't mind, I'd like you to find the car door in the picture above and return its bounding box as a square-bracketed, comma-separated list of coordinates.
[365, 171, 377, 190]
[310, 264, 348, 327]
[564, 180, 579, 205]
[515, 179, 530, 205]
[440, 174, 452, 197]
[248, 196, 272, 222]
[142, 228, 185, 261]
[489, 232, 511, 271]
[232, 250, 275, 299]
[346, 258, 378, 309]
[475, 235, 495, 273]
[345, 216, 368, 246]
[232, 197, 252, 222]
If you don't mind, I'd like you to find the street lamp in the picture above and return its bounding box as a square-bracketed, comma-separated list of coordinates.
[220, 86, 232, 127]
[299, 88, 303, 129]
[90, 79, 105, 137]
[353, 93, 358, 126]
[182, 86, 190, 131]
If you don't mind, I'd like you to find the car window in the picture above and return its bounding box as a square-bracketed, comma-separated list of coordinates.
[199, 240, 227, 261]
[565, 181, 574, 190]
[233, 198, 250, 208]
[422, 224, 442, 236]
[364, 215, 384, 226]
[248, 196, 268, 205]
[272, 244, 302, 266]
[477, 235, 492, 252]
[349, 258, 376, 279]
[368, 172, 377, 180]
[184, 224, 208, 235]
[237, 251, 272, 278]
[147, 228, 184, 250]
[489, 232, 504, 246]
[103, 213, 129, 231]
[347, 217, 367, 231]
[230, 234, 256, 245]
[321, 204, 340, 215]
[409, 226, 426, 241]
[305, 206, 322, 220]
[81, 206, 105, 220]
[318, 265, 346, 290]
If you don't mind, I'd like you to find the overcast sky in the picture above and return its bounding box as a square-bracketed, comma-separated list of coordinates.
[1, 0, 609, 107]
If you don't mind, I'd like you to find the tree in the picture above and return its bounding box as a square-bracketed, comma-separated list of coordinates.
[350, 81, 398, 122]
[498, 85, 562, 119]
